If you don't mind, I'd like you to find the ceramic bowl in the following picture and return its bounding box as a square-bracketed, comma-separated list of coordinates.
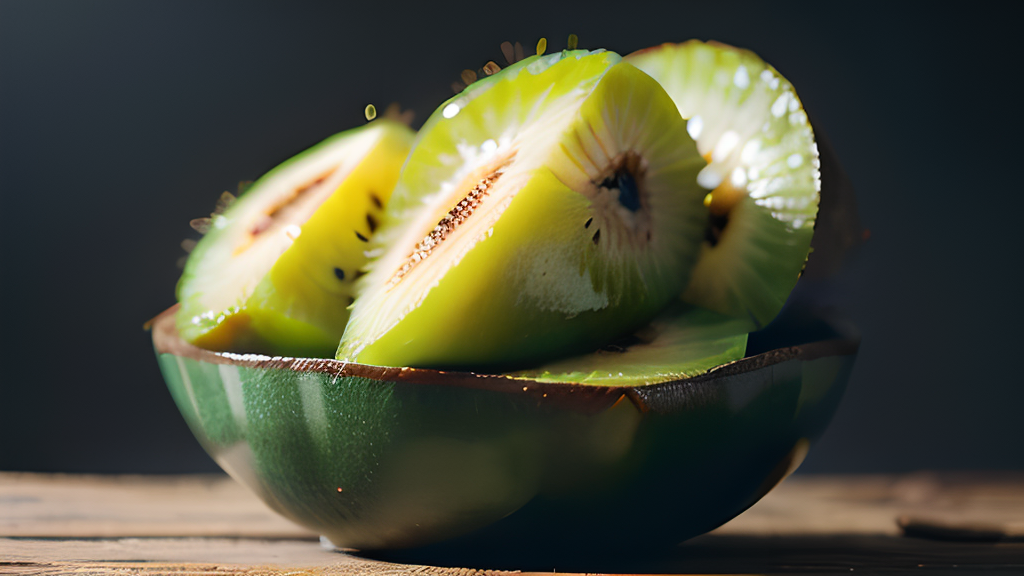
[153, 302, 857, 553]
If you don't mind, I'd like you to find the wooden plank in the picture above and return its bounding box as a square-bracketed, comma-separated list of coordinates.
[1, 537, 519, 575]
[4, 471, 1023, 539]
[2, 472, 1023, 574]
[713, 471, 1024, 538]
[0, 473, 314, 539]
[3, 535, 1023, 575]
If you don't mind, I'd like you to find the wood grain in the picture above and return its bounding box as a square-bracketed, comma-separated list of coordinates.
[2, 472, 1022, 575]
[0, 473, 313, 539]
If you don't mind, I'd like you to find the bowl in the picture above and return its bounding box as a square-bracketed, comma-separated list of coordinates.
[152, 301, 857, 554]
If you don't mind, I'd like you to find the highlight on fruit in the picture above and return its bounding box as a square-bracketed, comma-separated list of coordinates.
[169, 37, 824, 385]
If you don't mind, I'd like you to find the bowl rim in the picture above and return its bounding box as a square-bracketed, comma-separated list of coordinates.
[151, 305, 858, 410]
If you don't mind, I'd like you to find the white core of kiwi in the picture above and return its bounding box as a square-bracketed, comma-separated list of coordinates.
[351, 107, 587, 344]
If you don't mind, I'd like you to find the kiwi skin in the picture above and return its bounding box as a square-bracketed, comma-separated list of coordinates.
[339, 51, 708, 371]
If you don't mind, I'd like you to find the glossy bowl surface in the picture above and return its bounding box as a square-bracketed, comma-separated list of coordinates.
[153, 303, 856, 554]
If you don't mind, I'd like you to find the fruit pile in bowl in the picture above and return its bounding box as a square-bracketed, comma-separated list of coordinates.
[152, 38, 859, 555]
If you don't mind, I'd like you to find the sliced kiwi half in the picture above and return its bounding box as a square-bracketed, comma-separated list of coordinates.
[175, 119, 414, 357]
[626, 41, 821, 328]
[338, 50, 708, 370]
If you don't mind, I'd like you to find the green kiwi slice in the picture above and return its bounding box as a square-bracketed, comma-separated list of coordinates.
[175, 120, 414, 357]
[338, 50, 708, 370]
[507, 304, 749, 386]
[627, 41, 820, 328]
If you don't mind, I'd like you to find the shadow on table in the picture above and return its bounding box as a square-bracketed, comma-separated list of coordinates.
[360, 533, 1024, 574]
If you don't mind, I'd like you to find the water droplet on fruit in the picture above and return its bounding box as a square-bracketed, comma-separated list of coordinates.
[787, 153, 803, 168]
[687, 115, 703, 140]
[442, 103, 460, 119]
[733, 65, 749, 89]
[730, 167, 747, 188]
[771, 94, 789, 118]
[697, 165, 723, 189]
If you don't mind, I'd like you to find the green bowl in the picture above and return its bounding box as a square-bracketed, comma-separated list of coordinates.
[153, 303, 856, 554]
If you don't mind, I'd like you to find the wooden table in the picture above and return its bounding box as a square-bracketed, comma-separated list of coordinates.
[2, 472, 1022, 574]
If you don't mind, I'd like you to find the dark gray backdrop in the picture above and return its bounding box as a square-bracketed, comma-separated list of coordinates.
[1, 0, 1020, 474]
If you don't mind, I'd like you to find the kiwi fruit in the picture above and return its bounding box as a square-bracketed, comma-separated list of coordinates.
[175, 119, 414, 357]
[626, 41, 821, 328]
[509, 304, 749, 386]
[337, 50, 708, 370]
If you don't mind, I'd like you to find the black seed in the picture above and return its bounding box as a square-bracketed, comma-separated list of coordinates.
[616, 170, 641, 212]
[599, 168, 641, 212]
[366, 213, 378, 233]
[706, 213, 728, 247]
[353, 270, 367, 280]
[592, 229, 600, 245]
[370, 194, 384, 210]
[334, 267, 345, 281]
[584, 217, 593, 229]
[355, 231, 369, 242]
[348, 296, 355, 306]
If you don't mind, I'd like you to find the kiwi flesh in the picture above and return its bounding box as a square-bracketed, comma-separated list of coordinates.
[508, 304, 749, 386]
[175, 120, 414, 357]
[338, 50, 708, 370]
[626, 41, 820, 328]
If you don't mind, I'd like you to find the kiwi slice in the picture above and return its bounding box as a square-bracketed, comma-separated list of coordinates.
[176, 120, 414, 357]
[508, 304, 749, 386]
[338, 50, 708, 370]
[626, 41, 820, 328]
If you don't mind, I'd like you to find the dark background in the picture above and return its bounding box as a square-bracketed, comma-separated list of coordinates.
[1, 1, 1020, 474]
